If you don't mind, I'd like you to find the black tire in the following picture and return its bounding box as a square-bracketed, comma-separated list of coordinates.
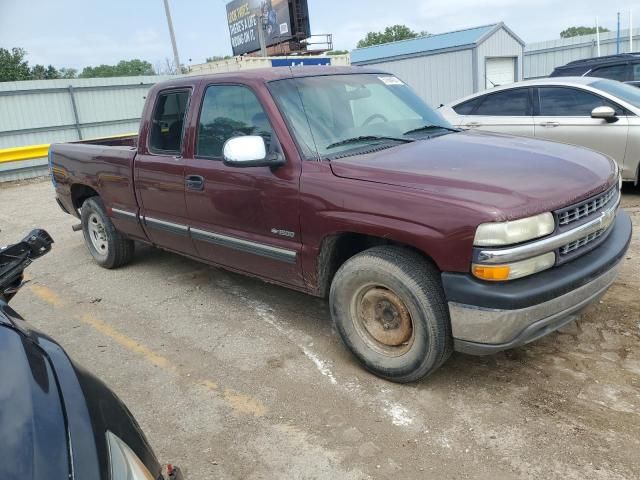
[81, 197, 134, 269]
[329, 246, 452, 383]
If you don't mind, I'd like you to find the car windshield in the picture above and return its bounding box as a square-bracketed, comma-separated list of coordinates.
[268, 73, 454, 159]
[591, 79, 640, 109]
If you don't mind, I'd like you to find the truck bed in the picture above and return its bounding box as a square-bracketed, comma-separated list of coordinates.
[49, 138, 145, 241]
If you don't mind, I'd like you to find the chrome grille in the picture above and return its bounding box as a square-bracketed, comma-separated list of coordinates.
[557, 186, 618, 226]
[560, 229, 606, 255]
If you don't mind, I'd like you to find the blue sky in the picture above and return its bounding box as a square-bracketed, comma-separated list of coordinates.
[0, 0, 637, 70]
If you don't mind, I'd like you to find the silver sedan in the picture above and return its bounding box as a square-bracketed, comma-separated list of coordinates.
[439, 77, 640, 183]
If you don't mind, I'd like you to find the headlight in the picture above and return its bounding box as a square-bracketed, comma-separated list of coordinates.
[472, 252, 556, 281]
[107, 431, 155, 480]
[474, 212, 555, 247]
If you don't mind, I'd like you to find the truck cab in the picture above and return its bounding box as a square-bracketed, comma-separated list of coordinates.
[50, 67, 632, 383]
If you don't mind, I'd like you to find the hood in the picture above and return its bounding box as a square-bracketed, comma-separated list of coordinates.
[0, 306, 69, 480]
[330, 130, 617, 221]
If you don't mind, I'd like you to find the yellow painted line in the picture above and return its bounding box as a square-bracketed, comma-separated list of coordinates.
[223, 389, 267, 417]
[29, 284, 66, 308]
[0, 133, 137, 164]
[28, 283, 267, 417]
[80, 314, 171, 370]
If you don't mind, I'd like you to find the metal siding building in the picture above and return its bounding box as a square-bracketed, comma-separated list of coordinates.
[0, 75, 175, 181]
[524, 28, 640, 79]
[350, 23, 525, 106]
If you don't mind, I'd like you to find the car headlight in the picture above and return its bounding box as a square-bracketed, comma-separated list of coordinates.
[473, 212, 555, 247]
[107, 431, 155, 480]
[472, 252, 556, 281]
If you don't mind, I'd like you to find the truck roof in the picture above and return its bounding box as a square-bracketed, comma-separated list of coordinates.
[155, 66, 388, 89]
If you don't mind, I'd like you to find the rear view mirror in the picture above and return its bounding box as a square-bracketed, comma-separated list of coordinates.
[591, 106, 618, 123]
[222, 136, 284, 168]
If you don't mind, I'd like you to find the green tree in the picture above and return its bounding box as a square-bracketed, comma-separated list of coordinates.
[0, 47, 31, 81]
[205, 55, 234, 63]
[59, 67, 78, 79]
[29, 64, 47, 79]
[560, 26, 610, 38]
[79, 59, 155, 78]
[356, 25, 428, 48]
[30, 64, 60, 80]
[327, 50, 349, 55]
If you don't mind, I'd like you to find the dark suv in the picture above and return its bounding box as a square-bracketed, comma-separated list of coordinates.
[550, 53, 640, 87]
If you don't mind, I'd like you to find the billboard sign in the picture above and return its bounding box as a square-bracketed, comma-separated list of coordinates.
[227, 0, 295, 56]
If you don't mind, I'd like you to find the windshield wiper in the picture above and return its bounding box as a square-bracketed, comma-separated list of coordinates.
[326, 135, 414, 150]
[403, 125, 460, 136]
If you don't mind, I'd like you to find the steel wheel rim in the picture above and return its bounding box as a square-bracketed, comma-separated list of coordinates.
[88, 213, 109, 257]
[351, 284, 415, 357]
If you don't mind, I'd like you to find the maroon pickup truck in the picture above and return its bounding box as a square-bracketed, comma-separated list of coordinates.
[50, 67, 632, 383]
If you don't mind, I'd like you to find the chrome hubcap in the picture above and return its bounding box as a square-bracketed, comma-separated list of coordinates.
[88, 213, 108, 256]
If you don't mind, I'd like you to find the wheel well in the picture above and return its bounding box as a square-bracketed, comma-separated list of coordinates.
[315, 233, 432, 297]
[70, 184, 99, 212]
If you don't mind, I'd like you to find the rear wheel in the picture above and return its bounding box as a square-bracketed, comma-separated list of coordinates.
[81, 197, 134, 269]
[329, 246, 452, 383]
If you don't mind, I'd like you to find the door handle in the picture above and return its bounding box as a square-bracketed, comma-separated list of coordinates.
[465, 122, 481, 128]
[185, 175, 205, 191]
[540, 121, 560, 128]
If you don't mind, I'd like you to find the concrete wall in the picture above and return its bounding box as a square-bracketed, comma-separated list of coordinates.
[524, 28, 640, 79]
[189, 54, 350, 75]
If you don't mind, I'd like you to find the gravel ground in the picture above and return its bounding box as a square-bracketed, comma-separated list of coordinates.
[1, 178, 639, 480]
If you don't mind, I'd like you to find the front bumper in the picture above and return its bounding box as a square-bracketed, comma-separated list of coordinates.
[442, 210, 632, 355]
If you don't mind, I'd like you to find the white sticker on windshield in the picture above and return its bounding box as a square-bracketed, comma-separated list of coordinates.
[378, 76, 404, 86]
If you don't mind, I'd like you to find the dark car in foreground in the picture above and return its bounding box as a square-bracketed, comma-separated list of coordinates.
[50, 67, 632, 383]
[550, 53, 640, 87]
[0, 230, 182, 479]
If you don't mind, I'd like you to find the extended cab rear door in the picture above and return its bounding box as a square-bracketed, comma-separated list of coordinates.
[135, 86, 198, 256]
[181, 79, 305, 288]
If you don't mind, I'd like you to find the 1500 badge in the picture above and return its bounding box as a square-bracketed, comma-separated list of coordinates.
[271, 228, 295, 238]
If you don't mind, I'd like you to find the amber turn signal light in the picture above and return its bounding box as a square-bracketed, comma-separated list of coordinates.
[472, 264, 511, 281]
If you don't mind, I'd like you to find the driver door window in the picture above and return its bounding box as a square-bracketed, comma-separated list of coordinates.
[197, 85, 273, 159]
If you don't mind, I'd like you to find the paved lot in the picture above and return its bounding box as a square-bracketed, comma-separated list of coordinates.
[1, 178, 639, 480]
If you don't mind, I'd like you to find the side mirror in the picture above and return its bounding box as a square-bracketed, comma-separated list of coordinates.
[222, 136, 284, 168]
[591, 106, 618, 123]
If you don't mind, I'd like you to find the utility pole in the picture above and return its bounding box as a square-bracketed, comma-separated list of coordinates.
[596, 17, 601, 57]
[631, 10, 634, 52]
[163, 0, 182, 74]
[257, 13, 267, 57]
[616, 12, 621, 54]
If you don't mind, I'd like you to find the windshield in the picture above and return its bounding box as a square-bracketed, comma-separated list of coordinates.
[591, 79, 640, 109]
[268, 74, 454, 159]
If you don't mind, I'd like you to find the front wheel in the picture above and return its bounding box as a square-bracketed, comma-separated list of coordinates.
[81, 197, 134, 269]
[329, 246, 452, 383]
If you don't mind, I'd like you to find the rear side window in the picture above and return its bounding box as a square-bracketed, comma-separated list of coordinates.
[149, 90, 190, 154]
[550, 66, 589, 77]
[538, 87, 622, 116]
[472, 89, 530, 116]
[633, 63, 640, 81]
[587, 63, 629, 82]
[197, 85, 273, 159]
[452, 97, 481, 115]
